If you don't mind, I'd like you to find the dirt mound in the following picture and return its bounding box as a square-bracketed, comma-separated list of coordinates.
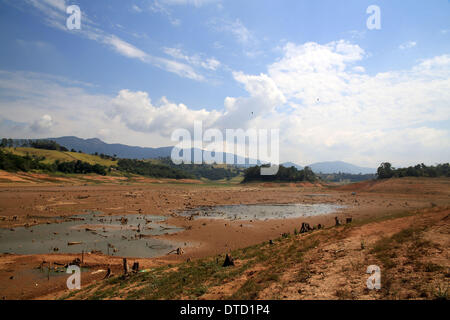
[337, 177, 450, 196]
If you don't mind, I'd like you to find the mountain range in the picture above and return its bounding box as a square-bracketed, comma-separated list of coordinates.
[49, 136, 376, 174]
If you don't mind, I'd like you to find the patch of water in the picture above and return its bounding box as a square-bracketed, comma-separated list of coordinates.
[180, 203, 346, 221]
[0, 211, 183, 258]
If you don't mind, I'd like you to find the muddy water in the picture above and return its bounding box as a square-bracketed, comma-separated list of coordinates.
[180, 203, 346, 221]
[0, 211, 183, 258]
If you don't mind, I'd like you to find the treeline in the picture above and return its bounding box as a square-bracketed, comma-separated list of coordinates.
[117, 159, 192, 179]
[317, 172, 376, 182]
[0, 149, 106, 175]
[242, 165, 316, 183]
[0, 147, 192, 179]
[159, 157, 242, 181]
[0, 149, 52, 172]
[55, 160, 107, 175]
[0, 138, 68, 151]
[377, 162, 450, 179]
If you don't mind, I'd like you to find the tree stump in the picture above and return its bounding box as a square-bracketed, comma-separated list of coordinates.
[335, 217, 341, 226]
[103, 268, 112, 279]
[132, 262, 139, 273]
[300, 222, 312, 233]
[223, 254, 235, 267]
[123, 258, 129, 274]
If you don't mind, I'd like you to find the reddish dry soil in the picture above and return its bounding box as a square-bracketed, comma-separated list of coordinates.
[0, 173, 448, 299]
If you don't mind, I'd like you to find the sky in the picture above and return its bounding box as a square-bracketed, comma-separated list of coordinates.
[0, 0, 449, 168]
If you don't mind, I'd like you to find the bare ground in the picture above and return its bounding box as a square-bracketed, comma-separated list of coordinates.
[0, 173, 448, 300]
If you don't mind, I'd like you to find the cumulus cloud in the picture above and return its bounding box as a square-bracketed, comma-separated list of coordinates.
[1, 38, 449, 167]
[30, 114, 53, 133]
[263, 41, 449, 166]
[109, 90, 221, 136]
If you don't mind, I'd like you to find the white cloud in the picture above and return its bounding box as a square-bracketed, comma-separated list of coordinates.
[104, 36, 148, 60]
[209, 18, 255, 46]
[163, 47, 221, 70]
[109, 90, 221, 136]
[131, 4, 143, 13]
[262, 41, 449, 166]
[268, 40, 365, 104]
[16, 0, 205, 81]
[209, 18, 262, 58]
[149, 1, 181, 26]
[1, 38, 449, 167]
[399, 41, 417, 50]
[160, 0, 220, 7]
[353, 66, 365, 73]
[30, 114, 53, 133]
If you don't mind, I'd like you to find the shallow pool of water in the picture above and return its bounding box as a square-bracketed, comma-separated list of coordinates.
[180, 203, 346, 221]
[0, 211, 183, 258]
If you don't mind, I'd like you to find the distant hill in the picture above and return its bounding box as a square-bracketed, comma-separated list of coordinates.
[49, 136, 260, 165]
[4, 147, 117, 167]
[281, 162, 304, 170]
[50, 136, 174, 159]
[308, 161, 376, 174]
[8, 137, 376, 174]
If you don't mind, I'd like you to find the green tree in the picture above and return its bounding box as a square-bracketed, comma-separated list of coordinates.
[377, 162, 394, 179]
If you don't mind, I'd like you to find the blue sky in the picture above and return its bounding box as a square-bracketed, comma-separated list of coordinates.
[0, 0, 449, 167]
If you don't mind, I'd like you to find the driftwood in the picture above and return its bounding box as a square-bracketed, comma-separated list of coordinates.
[68, 241, 82, 246]
[168, 248, 185, 255]
[223, 254, 235, 267]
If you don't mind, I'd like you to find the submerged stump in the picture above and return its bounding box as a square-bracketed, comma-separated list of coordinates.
[223, 254, 235, 267]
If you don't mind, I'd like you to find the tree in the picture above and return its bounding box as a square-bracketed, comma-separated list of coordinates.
[377, 162, 394, 179]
